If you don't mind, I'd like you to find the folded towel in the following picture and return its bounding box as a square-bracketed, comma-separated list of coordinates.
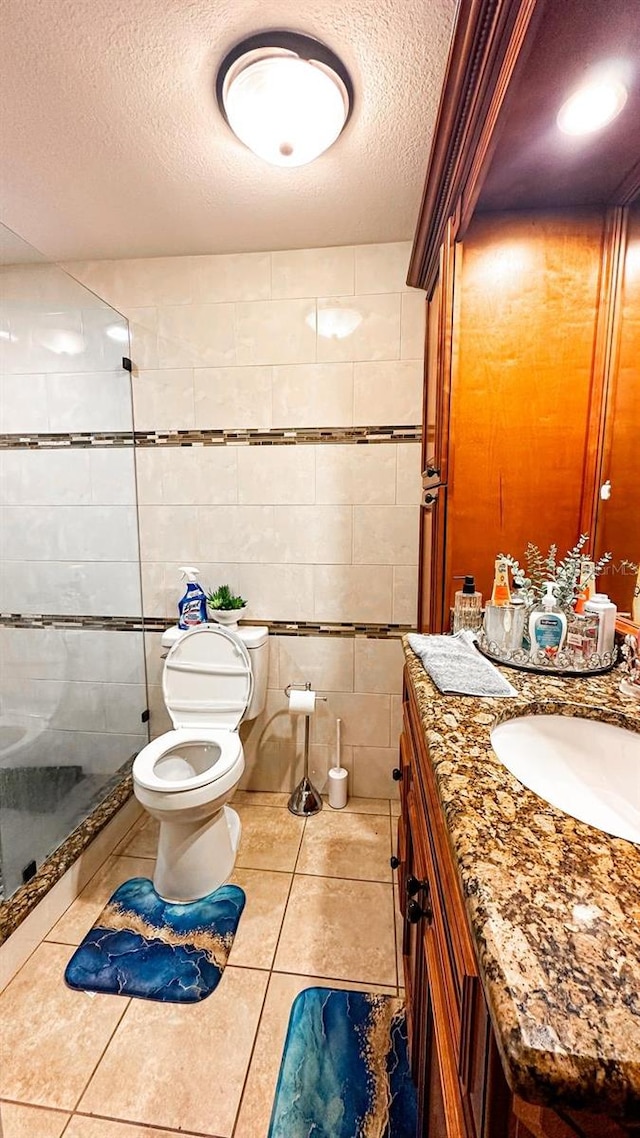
[407, 631, 517, 698]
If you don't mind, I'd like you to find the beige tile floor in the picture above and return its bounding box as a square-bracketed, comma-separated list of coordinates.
[0, 793, 401, 1138]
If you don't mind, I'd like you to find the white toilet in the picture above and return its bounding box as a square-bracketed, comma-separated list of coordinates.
[132, 622, 268, 902]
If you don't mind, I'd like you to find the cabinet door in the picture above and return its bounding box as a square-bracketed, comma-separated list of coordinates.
[405, 783, 470, 1138]
[444, 210, 606, 612]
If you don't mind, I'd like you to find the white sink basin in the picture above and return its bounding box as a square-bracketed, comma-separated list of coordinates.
[490, 713, 640, 844]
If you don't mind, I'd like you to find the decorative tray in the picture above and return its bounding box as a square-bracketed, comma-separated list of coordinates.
[475, 632, 618, 677]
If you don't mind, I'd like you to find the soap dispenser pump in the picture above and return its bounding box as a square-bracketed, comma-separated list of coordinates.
[453, 575, 483, 633]
[529, 582, 567, 658]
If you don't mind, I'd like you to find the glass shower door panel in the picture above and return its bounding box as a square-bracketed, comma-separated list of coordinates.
[0, 237, 147, 902]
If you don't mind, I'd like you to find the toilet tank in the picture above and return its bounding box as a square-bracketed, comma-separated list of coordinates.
[236, 626, 269, 721]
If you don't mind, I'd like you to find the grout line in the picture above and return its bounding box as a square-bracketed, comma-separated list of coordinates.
[269, 967, 398, 991]
[289, 870, 394, 886]
[68, 994, 133, 1114]
[230, 815, 306, 1138]
[64, 1105, 226, 1137]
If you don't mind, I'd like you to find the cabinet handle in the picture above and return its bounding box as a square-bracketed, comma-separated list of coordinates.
[406, 874, 429, 898]
[423, 491, 439, 505]
[407, 897, 433, 925]
[392, 767, 403, 781]
[423, 465, 440, 479]
[390, 855, 400, 870]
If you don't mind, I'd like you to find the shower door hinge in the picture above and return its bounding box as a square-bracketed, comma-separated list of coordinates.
[122, 356, 133, 372]
[141, 709, 150, 723]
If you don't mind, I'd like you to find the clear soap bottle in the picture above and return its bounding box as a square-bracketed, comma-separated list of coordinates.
[453, 575, 483, 634]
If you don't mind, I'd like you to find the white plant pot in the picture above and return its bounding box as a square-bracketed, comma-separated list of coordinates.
[207, 606, 248, 630]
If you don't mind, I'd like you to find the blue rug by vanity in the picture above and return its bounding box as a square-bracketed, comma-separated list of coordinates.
[268, 987, 417, 1138]
[64, 877, 245, 1003]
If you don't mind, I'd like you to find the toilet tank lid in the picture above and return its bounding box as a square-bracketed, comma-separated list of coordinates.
[236, 625, 268, 649]
[161, 623, 268, 649]
[161, 625, 182, 648]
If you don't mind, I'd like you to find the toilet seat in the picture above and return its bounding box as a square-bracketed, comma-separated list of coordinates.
[162, 623, 253, 730]
[134, 625, 251, 798]
[133, 728, 242, 794]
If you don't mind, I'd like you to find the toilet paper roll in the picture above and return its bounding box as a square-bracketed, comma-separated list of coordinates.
[328, 766, 348, 809]
[287, 688, 316, 715]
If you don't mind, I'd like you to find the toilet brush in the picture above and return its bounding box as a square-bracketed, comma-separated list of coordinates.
[328, 718, 348, 809]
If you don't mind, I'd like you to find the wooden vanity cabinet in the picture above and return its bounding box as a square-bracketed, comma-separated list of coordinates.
[398, 672, 512, 1137]
[398, 669, 640, 1138]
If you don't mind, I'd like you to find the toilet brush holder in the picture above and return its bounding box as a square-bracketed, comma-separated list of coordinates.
[328, 717, 348, 809]
[285, 682, 325, 817]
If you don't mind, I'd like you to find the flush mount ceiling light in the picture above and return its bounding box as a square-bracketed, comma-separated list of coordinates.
[557, 74, 628, 136]
[216, 32, 353, 167]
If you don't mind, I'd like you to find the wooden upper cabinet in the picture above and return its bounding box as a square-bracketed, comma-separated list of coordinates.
[593, 205, 640, 615]
[446, 209, 606, 609]
[409, 0, 640, 631]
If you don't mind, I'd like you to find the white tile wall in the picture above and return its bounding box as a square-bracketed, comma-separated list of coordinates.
[132, 441, 420, 624]
[51, 243, 425, 797]
[194, 366, 272, 429]
[233, 634, 403, 797]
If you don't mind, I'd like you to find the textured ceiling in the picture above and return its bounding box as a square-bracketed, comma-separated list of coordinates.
[0, 0, 455, 261]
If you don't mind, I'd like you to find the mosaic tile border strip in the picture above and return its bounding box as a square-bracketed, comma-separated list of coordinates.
[0, 613, 413, 639]
[0, 760, 135, 945]
[0, 424, 422, 450]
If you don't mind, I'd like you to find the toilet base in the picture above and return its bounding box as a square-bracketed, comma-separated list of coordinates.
[153, 804, 242, 903]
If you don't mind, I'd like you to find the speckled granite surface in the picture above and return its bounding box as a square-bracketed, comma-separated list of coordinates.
[403, 641, 640, 1117]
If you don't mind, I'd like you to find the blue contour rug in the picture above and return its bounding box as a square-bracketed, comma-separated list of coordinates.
[64, 877, 245, 1003]
[267, 987, 417, 1138]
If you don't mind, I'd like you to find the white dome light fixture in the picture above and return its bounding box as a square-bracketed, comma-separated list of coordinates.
[216, 32, 353, 168]
[557, 75, 628, 136]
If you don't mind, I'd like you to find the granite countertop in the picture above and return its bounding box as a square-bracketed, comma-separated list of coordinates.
[403, 641, 640, 1118]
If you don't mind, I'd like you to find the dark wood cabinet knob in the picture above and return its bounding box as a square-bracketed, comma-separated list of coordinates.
[392, 767, 403, 781]
[406, 874, 429, 898]
[407, 897, 433, 925]
[390, 855, 400, 870]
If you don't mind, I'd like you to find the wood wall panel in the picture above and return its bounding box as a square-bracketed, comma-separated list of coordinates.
[596, 206, 640, 615]
[445, 210, 605, 610]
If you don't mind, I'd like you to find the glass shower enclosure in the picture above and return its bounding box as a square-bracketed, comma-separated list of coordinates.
[0, 223, 148, 901]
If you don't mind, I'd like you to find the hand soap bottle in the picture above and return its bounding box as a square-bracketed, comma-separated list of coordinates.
[177, 566, 208, 631]
[529, 582, 567, 658]
[453, 575, 483, 633]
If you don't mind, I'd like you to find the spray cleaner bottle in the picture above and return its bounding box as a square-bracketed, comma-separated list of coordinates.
[178, 566, 208, 630]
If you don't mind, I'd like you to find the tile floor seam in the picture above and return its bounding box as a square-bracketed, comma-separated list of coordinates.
[292, 870, 393, 884]
[229, 971, 272, 1138]
[69, 995, 133, 1115]
[291, 870, 394, 886]
[230, 814, 306, 1138]
[64, 1107, 227, 1137]
[270, 967, 398, 989]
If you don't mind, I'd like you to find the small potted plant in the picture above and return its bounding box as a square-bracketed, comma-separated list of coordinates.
[206, 584, 248, 630]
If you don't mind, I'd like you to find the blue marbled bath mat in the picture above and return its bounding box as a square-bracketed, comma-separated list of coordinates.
[64, 877, 245, 1003]
[268, 987, 417, 1138]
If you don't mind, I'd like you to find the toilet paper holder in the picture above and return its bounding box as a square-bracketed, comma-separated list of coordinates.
[284, 682, 327, 701]
[284, 682, 326, 818]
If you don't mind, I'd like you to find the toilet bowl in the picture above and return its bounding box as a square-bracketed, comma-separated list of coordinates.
[132, 622, 268, 902]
